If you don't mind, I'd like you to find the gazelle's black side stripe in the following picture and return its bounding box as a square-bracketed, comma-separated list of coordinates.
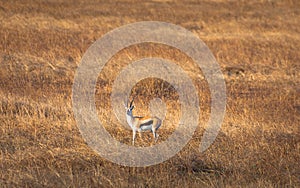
[140, 120, 153, 127]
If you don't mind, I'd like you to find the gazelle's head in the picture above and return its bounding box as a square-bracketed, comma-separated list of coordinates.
[125, 97, 135, 116]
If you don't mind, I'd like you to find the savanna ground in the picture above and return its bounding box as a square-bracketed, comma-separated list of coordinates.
[0, 0, 299, 187]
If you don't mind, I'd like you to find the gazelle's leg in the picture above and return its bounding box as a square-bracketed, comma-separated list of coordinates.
[152, 128, 157, 142]
[138, 130, 143, 140]
[132, 130, 136, 145]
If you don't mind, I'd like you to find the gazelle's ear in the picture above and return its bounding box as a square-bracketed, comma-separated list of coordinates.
[130, 105, 134, 110]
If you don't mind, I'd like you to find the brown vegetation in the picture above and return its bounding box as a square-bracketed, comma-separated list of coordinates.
[0, 0, 299, 187]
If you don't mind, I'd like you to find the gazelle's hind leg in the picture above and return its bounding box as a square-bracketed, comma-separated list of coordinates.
[152, 128, 159, 143]
[155, 132, 159, 142]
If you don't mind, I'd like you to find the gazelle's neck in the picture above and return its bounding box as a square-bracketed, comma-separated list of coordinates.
[126, 112, 134, 128]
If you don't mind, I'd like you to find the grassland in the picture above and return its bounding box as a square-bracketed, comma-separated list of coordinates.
[0, 0, 299, 187]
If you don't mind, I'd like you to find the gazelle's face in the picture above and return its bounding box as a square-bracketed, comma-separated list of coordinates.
[126, 106, 134, 116]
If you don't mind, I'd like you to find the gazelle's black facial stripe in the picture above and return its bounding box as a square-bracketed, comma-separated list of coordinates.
[129, 100, 133, 108]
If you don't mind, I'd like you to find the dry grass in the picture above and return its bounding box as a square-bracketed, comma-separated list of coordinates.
[0, 0, 299, 187]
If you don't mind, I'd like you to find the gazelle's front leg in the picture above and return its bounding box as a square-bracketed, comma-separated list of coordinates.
[132, 130, 136, 145]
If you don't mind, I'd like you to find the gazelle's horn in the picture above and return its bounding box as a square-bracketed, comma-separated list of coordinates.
[129, 95, 136, 107]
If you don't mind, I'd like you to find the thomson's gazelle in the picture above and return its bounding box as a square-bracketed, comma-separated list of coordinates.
[125, 97, 162, 145]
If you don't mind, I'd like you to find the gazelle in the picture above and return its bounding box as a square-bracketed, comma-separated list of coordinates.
[125, 97, 162, 145]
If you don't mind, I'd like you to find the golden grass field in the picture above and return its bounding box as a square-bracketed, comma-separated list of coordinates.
[0, 0, 299, 187]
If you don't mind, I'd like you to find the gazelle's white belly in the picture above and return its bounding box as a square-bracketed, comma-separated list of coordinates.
[139, 125, 153, 131]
